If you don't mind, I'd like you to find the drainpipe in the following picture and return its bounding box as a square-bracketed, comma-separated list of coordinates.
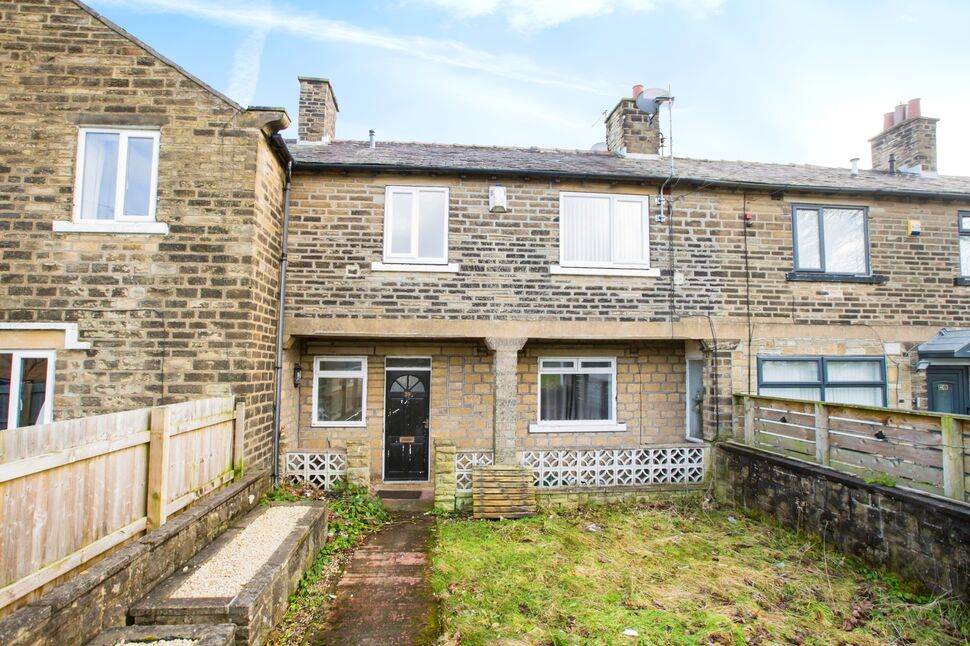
[272, 160, 293, 484]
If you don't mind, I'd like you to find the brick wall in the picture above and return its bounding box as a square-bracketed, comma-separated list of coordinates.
[870, 117, 938, 172]
[287, 340, 689, 484]
[0, 0, 286, 465]
[285, 172, 970, 328]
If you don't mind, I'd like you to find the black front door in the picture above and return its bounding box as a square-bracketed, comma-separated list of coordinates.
[384, 370, 430, 481]
[927, 367, 969, 415]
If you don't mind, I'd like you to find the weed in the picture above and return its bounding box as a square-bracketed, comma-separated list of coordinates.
[864, 472, 898, 487]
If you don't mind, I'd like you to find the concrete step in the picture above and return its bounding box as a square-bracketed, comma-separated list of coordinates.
[377, 489, 434, 515]
[129, 502, 327, 646]
[86, 624, 236, 646]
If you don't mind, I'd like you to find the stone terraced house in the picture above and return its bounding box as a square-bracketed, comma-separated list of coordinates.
[280, 80, 970, 495]
[2, 1, 970, 502]
[0, 0, 290, 467]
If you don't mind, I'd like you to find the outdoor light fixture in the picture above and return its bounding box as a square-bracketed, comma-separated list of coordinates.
[293, 363, 303, 387]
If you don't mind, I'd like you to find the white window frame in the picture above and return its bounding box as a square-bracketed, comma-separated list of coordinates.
[311, 356, 368, 428]
[2, 349, 56, 430]
[554, 192, 656, 276]
[531, 356, 626, 433]
[382, 186, 450, 265]
[71, 127, 161, 224]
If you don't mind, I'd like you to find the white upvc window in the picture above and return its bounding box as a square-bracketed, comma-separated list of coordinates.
[382, 186, 449, 265]
[72, 127, 161, 223]
[532, 357, 626, 433]
[1, 350, 56, 431]
[557, 192, 652, 271]
[311, 357, 368, 427]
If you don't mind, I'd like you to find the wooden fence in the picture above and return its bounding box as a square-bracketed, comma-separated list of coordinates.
[0, 397, 245, 612]
[734, 394, 969, 504]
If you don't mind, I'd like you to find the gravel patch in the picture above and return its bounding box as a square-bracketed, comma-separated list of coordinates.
[171, 506, 311, 599]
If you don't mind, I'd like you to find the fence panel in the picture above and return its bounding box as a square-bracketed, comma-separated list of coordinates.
[735, 394, 968, 503]
[0, 397, 243, 613]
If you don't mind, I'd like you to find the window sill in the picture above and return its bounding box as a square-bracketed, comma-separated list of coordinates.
[785, 272, 887, 285]
[53, 220, 169, 235]
[529, 422, 628, 434]
[549, 265, 661, 278]
[955, 277, 970, 286]
[371, 261, 460, 273]
[310, 421, 367, 428]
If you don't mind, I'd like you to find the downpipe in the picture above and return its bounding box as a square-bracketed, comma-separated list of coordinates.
[272, 160, 293, 484]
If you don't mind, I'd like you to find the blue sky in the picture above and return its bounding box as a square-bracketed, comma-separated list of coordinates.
[87, 0, 970, 174]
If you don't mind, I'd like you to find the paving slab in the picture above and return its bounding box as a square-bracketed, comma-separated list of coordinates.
[310, 514, 437, 646]
[86, 623, 235, 646]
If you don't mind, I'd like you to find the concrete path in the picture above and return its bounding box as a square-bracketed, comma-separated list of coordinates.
[310, 514, 437, 645]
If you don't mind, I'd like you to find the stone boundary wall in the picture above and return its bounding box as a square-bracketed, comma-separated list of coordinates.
[715, 443, 969, 601]
[0, 471, 271, 646]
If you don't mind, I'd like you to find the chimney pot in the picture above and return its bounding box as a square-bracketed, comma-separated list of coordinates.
[632, 84, 644, 99]
[893, 103, 906, 125]
[882, 112, 894, 131]
[907, 98, 921, 119]
[850, 157, 859, 176]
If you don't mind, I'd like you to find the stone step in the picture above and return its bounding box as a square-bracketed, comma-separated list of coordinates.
[129, 502, 327, 646]
[377, 489, 434, 515]
[86, 624, 236, 646]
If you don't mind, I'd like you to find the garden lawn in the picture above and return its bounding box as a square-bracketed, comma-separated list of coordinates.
[431, 501, 970, 645]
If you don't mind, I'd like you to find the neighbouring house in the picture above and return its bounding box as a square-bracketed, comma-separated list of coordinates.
[0, 0, 290, 467]
[279, 79, 970, 493]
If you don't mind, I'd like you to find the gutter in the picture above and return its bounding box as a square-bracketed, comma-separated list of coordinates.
[293, 161, 970, 202]
[272, 154, 293, 484]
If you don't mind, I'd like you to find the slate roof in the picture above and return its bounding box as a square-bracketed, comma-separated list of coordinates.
[917, 329, 970, 358]
[290, 140, 970, 199]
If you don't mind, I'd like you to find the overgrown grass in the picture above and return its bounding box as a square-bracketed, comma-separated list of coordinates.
[431, 502, 970, 645]
[266, 479, 391, 645]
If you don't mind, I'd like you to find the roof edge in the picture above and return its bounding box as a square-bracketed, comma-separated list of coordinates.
[291, 160, 970, 201]
[72, 0, 243, 112]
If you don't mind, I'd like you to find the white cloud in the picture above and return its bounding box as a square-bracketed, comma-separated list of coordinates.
[226, 27, 268, 106]
[95, 0, 609, 95]
[419, 0, 723, 30]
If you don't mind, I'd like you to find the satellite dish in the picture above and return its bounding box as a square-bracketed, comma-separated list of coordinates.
[634, 87, 672, 116]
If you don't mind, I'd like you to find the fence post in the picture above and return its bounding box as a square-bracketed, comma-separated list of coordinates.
[941, 416, 965, 502]
[743, 396, 755, 446]
[814, 402, 830, 466]
[147, 406, 172, 530]
[233, 401, 246, 476]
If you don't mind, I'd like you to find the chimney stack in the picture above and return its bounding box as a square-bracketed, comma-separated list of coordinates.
[298, 77, 339, 143]
[605, 84, 661, 156]
[869, 98, 938, 173]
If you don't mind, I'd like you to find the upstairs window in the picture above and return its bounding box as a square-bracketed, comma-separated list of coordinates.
[792, 205, 869, 275]
[73, 128, 160, 222]
[758, 356, 886, 407]
[559, 192, 650, 269]
[383, 186, 449, 265]
[960, 211, 970, 277]
[1, 351, 55, 430]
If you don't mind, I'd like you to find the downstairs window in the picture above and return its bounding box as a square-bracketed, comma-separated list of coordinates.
[538, 357, 616, 426]
[312, 357, 367, 426]
[758, 356, 886, 406]
[1, 351, 55, 430]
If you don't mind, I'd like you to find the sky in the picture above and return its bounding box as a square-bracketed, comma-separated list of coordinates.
[87, 0, 970, 174]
